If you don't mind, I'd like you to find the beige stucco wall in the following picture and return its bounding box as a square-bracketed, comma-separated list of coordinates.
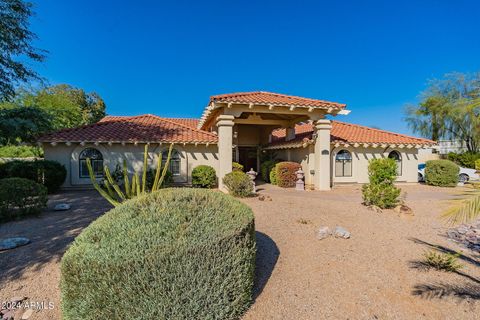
[275, 145, 421, 185]
[43, 143, 219, 188]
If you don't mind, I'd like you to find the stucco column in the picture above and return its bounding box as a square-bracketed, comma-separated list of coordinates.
[314, 119, 332, 190]
[217, 115, 235, 191]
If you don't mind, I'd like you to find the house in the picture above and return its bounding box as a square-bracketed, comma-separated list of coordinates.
[38, 91, 435, 190]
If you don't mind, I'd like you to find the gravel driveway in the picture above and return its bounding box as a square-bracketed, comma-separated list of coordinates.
[1, 185, 479, 319]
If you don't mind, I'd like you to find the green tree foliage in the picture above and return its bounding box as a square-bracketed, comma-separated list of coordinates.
[0, 177, 47, 222]
[191, 165, 217, 188]
[0, 106, 52, 144]
[0, 0, 46, 101]
[362, 158, 401, 209]
[405, 72, 480, 152]
[16, 84, 106, 129]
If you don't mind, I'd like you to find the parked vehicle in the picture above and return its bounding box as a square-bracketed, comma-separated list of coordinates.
[418, 163, 480, 183]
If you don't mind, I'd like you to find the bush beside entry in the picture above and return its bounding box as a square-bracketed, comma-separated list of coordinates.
[362, 158, 400, 209]
[269, 166, 278, 185]
[192, 165, 217, 188]
[425, 160, 459, 187]
[61, 189, 256, 320]
[0, 178, 47, 222]
[223, 171, 252, 197]
[260, 160, 278, 183]
[275, 162, 301, 188]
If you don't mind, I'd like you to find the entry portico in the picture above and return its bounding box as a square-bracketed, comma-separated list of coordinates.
[197, 91, 349, 190]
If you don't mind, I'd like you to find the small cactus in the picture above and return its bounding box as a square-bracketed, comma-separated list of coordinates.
[87, 143, 174, 206]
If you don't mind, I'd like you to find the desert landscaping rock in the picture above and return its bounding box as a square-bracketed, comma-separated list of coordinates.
[333, 226, 351, 239]
[394, 204, 414, 216]
[20, 309, 33, 319]
[446, 219, 480, 252]
[317, 226, 331, 240]
[0, 238, 30, 251]
[367, 205, 383, 213]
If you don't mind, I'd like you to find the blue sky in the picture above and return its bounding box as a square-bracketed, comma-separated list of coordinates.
[29, 0, 480, 135]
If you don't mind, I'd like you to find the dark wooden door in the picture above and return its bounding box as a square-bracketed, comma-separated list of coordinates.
[238, 147, 257, 172]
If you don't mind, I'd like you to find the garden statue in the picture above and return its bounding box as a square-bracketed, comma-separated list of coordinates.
[295, 168, 305, 191]
[247, 168, 257, 193]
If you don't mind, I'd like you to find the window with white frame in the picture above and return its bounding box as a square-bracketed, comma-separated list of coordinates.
[335, 150, 352, 177]
[79, 148, 103, 178]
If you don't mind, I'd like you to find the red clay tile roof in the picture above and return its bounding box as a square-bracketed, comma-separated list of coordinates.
[271, 121, 435, 147]
[210, 91, 346, 109]
[39, 114, 217, 144]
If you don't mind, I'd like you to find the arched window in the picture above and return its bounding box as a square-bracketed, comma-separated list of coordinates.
[388, 151, 402, 176]
[79, 148, 103, 178]
[162, 149, 181, 176]
[335, 150, 352, 177]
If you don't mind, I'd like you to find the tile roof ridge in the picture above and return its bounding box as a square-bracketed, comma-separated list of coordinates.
[148, 115, 217, 137]
[331, 120, 435, 143]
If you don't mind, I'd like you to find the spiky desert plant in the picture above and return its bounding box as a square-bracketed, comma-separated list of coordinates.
[442, 191, 480, 224]
[87, 143, 174, 206]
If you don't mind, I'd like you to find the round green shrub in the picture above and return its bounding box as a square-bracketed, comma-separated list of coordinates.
[269, 166, 278, 185]
[275, 162, 301, 188]
[0, 178, 47, 222]
[260, 160, 278, 182]
[223, 171, 252, 197]
[61, 189, 256, 320]
[425, 159, 459, 187]
[232, 162, 244, 172]
[362, 158, 400, 209]
[192, 165, 217, 188]
[0, 160, 66, 193]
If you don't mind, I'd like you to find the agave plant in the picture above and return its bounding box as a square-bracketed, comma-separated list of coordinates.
[86, 143, 174, 206]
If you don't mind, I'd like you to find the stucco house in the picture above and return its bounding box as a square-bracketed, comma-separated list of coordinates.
[38, 91, 435, 190]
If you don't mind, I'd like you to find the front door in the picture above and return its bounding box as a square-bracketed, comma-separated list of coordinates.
[238, 147, 258, 172]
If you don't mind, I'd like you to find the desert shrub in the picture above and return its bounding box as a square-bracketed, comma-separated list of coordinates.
[191, 165, 216, 188]
[0, 178, 47, 222]
[447, 152, 480, 169]
[425, 160, 459, 187]
[422, 250, 463, 272]
[362, 158, 400, 209]
[0, 145, 43, 158]
[223, 171, 252, 197]
[269, 166, 278, 185]
[0, 160, 66, 193]
[232, 162, 244, 172]
[260, 160, 278, 182]
[275, 162, 301, 188]
[61, 189, 256, 320]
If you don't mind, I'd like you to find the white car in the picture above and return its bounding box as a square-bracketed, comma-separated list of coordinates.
[418, 163, 480, 183]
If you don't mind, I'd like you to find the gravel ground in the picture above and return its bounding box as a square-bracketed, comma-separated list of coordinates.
[0, 191, 111, 320]
[0, 185, 479, 319]
[242, 183, 480, 320]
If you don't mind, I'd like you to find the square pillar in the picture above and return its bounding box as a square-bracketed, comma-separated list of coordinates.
[314, 119, 332, 190]
[216, 115, 235, 191]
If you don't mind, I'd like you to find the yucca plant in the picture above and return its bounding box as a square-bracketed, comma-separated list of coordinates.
[86, 143, 174, 206]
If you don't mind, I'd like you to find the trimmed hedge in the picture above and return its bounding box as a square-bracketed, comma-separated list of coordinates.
[0, 160, 66, 193]
[362, 158, 400, 209]
[275, 162, 301, 188]
[447, 152, 480, 169]
[260, 160, 278, 183]
[223, 171, 253, 197]
[0, 178, 47, 222]
[425, 160, 459, 187]
[61, 189, 256, 320]
[269, 166, 278, 185]
[192, 165, 217, 188]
